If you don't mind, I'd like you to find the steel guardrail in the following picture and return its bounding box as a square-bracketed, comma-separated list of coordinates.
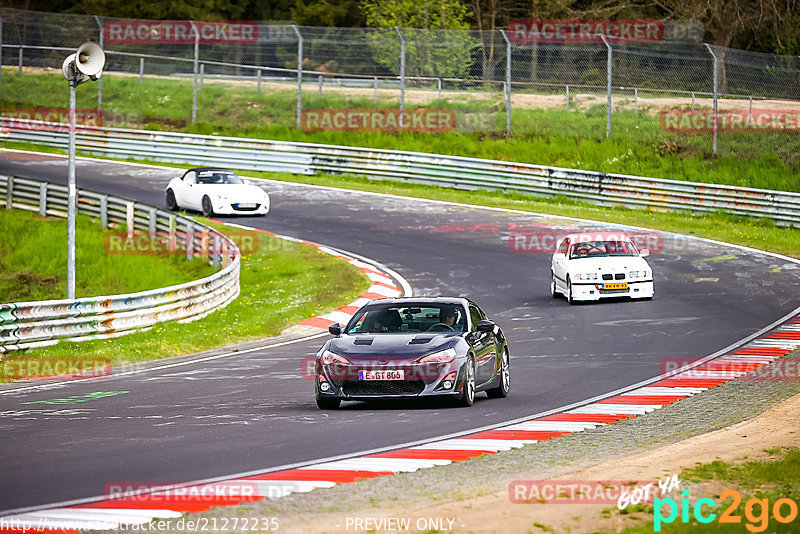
[0, 174, 241, 352]
[2, 119, 800, 226]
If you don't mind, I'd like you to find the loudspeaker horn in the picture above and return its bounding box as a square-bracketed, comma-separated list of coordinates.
[75, 41, 105, 78]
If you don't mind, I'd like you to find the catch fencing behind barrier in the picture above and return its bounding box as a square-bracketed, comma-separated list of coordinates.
[3, 119, 800, 227]
[0, 174, 241, 352]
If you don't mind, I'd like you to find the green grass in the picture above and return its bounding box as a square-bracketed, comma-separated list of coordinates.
[2, 68, 799, 192]
[5, 221, 370, 369]
[0, 209, 214, 301]
[601, 448, 800, 533]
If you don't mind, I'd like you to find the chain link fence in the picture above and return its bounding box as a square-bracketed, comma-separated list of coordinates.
[0, 7, 799, 154]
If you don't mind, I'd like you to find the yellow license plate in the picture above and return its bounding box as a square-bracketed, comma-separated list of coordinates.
[604, 282, 628, 290]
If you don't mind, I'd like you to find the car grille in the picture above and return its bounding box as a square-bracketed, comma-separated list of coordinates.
[601, 273, 626, 280]
[342, 380, 426, 396]
[599, 288, 629, 294]
[232, 203, 260, 211]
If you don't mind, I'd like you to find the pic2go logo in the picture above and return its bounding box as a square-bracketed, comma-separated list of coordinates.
[654, 489, 798, 532]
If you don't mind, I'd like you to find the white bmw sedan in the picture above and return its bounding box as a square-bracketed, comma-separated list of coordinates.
[551, 232, 654, 304]
[165, 168, 270, 217]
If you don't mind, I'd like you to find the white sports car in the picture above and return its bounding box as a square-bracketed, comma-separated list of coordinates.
[165, 168, 270, 217]
[550, 232, 654, 304]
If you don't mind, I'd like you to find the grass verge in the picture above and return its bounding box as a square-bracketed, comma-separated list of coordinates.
[2, 68, 799, 191]
[0, 208, 214, 301]
[3, 222, 370, 370]
[602, 447, 800, 533]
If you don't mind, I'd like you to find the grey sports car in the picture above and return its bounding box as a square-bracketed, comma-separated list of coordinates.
[314, 297, 510, 409]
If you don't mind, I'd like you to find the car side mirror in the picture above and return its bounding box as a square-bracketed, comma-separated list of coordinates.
[328, 323, 342, 337]
[476, 320, 495, 333]
[639, 249, 650, 257]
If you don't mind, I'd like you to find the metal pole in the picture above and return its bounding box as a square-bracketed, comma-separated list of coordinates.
[18, 47, 22, 75]
[748, 96, 753, 121]
[191, 21, 199, 124]
[566, 85, 569, 111]
[292, 24, 303, 128]
[395, 27, 405, 126]
[374, 76, 378, 105]
[601, 35, 612, 138]
[500, 30, 512, 136]
[199, 63, 204, 90]
[94, 16, 103, 110]
[691, 92, 695, 112]
[318, 74, 322, 99]
[634, 88, 638, 117]
[1, 16, 4, 99]
[705, 43, 718, 153]
[257, 69, 261, 94]
[437, 78, 441, 100]
[67, 77, 77, 299]
[139, 57, 144, 83]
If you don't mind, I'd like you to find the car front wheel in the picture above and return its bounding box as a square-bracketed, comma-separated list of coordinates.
[551, 272, 559, 298]
[454, 357, 476, 407]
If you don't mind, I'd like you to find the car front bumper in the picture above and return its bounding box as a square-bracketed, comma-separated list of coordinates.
[571, 280, 654, 301]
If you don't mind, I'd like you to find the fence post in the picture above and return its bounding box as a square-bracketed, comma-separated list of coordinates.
[94, 16, 103, 110]
[374, 76, 378, 105]
[292, 24, 303, 128]
[500, 30, 512, 135]
[212, 235, 220, 268]
[691, 92, 695, 112]
[257, 68, 261, 94]
[566, 85, 569, 111]
[18, 47, 22, 75]
[437, 78, 441, 100]
[126, 201, 135, 238]
[100, 195, 108, 228]
[168, 215, 176, 252]
[318, 74, 322, 99]
[139, 57, 144, 83]
[748, 96, 753, 121]
[191, 20, 199, 124]
[601, 35, 612, 138]
[6, 176, 12, 209]
[186, 223, 194, 260]
[200, 63, 204, 90]
[148, 208, 156, 237]
[394, 27, 405, 126]
[704, 43, 718, 153]
[634, 88, 638, 117]
[39, 182, 47, 215]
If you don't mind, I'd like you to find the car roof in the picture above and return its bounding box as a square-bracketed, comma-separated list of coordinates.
[363, 297, 468, 307]
[562, 231, 634, 243]
[185, 167, 236, 174]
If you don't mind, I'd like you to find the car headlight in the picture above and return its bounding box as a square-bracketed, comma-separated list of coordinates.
[574, 273, 598, 281]
[629, 270, 649, 279]
[320, 350, 350, 365]
[416, 347, 456, 364]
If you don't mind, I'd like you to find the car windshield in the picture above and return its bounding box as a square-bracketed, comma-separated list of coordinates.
[196, 170, 243, 185]
[345, 303, 466, 334]
[569, 240, 637, 259]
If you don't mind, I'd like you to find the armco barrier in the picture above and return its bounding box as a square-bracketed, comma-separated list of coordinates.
[0, 175, 241, 352]
[2, 118, 799, 226]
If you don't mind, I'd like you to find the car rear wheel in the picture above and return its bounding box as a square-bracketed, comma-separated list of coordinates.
[165, 189, 177, 211]
[454, 357, 476, 407]
[551, 272, 559, 298]
[486, 349, 509, 399]
[202, 196, 214, 217]
[316, 397, 341, 410]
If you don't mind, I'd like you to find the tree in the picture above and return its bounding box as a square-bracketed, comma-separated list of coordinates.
[360, 0, 478, 79]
